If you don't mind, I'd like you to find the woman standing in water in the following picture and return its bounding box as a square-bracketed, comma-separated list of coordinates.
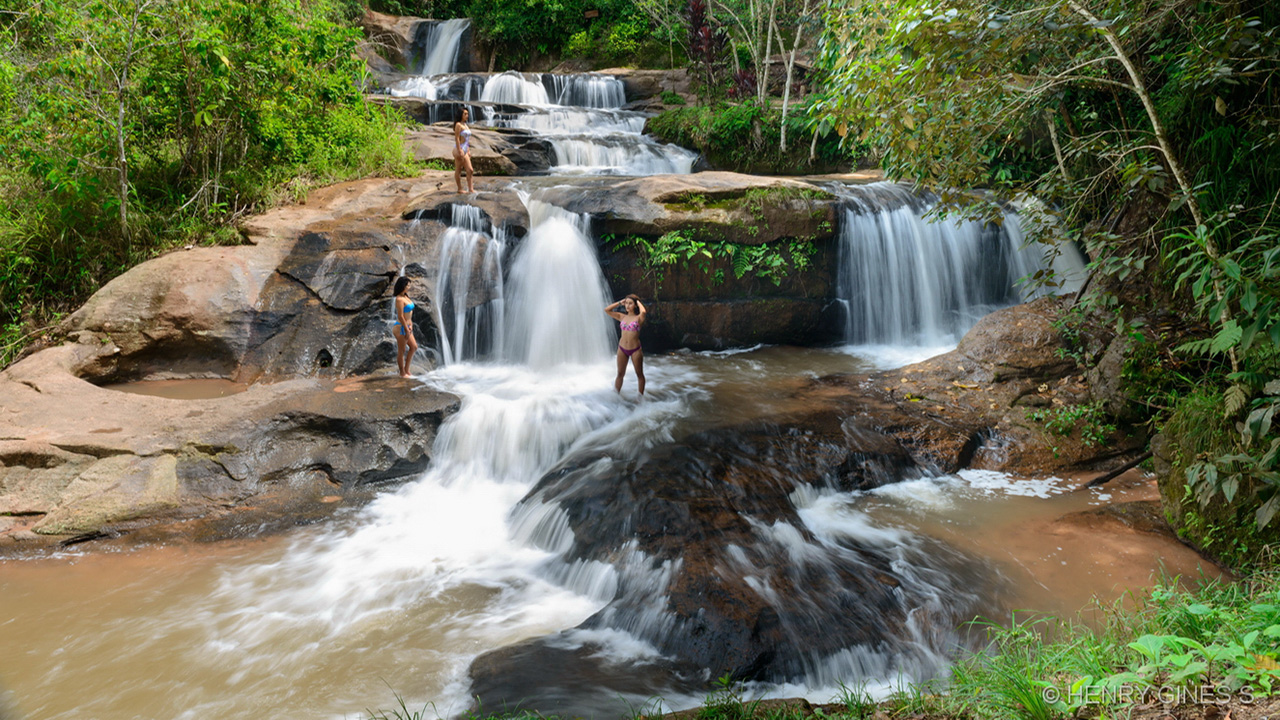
[453, 108, 475, 194]
[605, 294, 647, 395]
[392, 277, 419, 378]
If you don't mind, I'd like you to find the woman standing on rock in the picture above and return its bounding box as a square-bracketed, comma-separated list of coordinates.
[453, 107, 475, 194]
[392, 277, 419, 378]
[605, 294, 647, 395]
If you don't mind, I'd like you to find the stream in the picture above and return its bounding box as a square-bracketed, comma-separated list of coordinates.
[0, 24, 1218, 720]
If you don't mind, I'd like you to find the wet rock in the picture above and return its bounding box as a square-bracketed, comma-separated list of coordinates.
[0, 347, 460, 543]
[358, 10, 420, 70]
[1, 176, 476, 548]
[468, 416, 986, 714]
[818, 297, 1138, 475]
[637, 298, 836, 351]
[535, 171, 840, 245]
[595, 67, 692, 101]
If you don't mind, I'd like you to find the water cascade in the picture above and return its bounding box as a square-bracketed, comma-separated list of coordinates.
[415, 18, 471, 75]
[481, 71, 552, 106]
[501, 197, 617, 368]
[835, 183, 1085, 346]
[389, 66, 697, 175]
[433, 204, 506, 364]
[546, 73, 627, 108]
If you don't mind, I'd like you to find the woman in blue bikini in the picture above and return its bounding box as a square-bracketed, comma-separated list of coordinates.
[453, 108, 475, 194]
[605, 294, 647, 395]
[392, 276, 419, 378]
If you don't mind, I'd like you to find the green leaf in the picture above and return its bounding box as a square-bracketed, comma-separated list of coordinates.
[1257, 494, 1280, 528]
[1223, 475, 1239, 502]
[1226, 384, 1249, 416]
[1128, 635, 1169, 661]
[1212, 320, 1243, 354]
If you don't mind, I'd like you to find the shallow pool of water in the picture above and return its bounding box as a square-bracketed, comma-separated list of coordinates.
[0, 347, 1221, 720]
[102, 378, 249, 400]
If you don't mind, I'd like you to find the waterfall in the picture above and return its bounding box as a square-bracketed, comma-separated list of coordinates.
[501, 197, 617, 368]
[434, 205, 505, 365]
[835, 183, 1084, 346]
[389, 76, 439, 99]
[546, 137, 697, 175]
[487, 107, 647, 135]
[481, 71, 551, 106]
[415, 18, 471, 76]
[546, 74, 627, 108]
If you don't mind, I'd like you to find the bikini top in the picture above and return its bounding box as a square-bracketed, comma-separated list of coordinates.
[620, 319, 640, 332]
[460, 128, 471, 138]
[402, 301, 416, 314]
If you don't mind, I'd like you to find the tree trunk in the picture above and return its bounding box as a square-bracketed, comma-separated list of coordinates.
[778, 0, 811, 152]
[1066, 0, 1234, 371]
[758, 0, 776, 105]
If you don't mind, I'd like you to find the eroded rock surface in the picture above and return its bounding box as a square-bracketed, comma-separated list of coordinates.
[469, 412, 988, 717]
[0, 174, 479, 548]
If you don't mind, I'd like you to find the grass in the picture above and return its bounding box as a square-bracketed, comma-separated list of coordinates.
[364, 571, 1280, 720]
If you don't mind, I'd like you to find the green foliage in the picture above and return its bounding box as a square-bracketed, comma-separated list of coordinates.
[647, 101, 854, 174]
[0, 0, 412, 365]
[659, 90, 686, 105]
[1027, 401, 1118, 448]
[943, 575, 1280, 718]
[1172, 220, 1280, 359]
[611, 230, 816, 291]
[1183, 381, 1280, 529]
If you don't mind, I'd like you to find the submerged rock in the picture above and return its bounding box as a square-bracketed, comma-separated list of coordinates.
[467, 412, 990, 716]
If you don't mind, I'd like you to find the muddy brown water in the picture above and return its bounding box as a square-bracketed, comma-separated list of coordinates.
[0, 347, 1222, 720]
[103, 378, 250, 399]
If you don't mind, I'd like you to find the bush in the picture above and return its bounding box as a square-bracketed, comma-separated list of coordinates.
[647, 101, 858, 175]
[0, 0, 413, 367]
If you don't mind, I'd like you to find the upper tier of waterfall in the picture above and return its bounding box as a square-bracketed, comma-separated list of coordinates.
[390, 22, 698, 177]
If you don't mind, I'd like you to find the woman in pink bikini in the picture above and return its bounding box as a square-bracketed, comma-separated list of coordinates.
[605, 294, 647, 395]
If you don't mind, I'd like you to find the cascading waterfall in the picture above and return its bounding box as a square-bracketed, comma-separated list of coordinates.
[434, 205, 506, 365]
[501, 196, 617, 368]
[835, 183, 1085, 346]
[390, 76, 438, 99]
[481, 71, 551, 106]
[388, 67, 697, 175]
[415, 18, 471, 75]
[546, 74, 626, 108]
[546, 138, 696, 175]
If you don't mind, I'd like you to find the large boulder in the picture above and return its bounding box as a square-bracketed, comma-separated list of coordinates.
[0, 174, 488, 548]
[594, 67, 692, 101]
[468, 410, 987, 717]
[0, 341, 459, 542]
[358, 10, 420, 70]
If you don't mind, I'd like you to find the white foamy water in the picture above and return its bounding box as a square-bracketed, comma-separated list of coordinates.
[502, 197, 617, 367]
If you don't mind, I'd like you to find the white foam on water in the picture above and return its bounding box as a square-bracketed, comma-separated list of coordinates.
[390, 75, 440, 99]
[868, 477, 957, 511]
[956, 469, 1068, 499]
[835, 343, 956, 370]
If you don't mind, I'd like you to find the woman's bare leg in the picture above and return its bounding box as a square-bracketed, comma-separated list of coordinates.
[630, 350, 645, 395]
[615, 349, 628, 392]
[405, 335, 419, 377]
[463, 154, 475, 193]
[454, 151, 464, 192]
[395, 334, 408, 376]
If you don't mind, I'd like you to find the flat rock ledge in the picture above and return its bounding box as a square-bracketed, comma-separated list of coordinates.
[0, 174, 477, 552]
[0, 340, 459, 550]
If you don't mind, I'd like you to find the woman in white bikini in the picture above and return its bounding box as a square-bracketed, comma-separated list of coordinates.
[453, 108, 475, 194]
[605, 294, 647, 395]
